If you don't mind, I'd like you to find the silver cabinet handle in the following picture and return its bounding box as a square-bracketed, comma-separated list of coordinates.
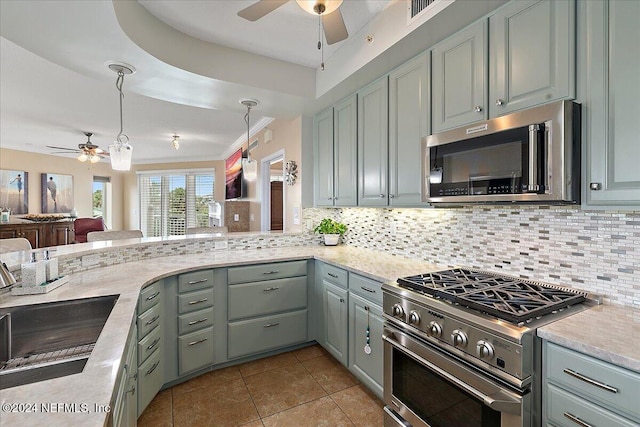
[125, 385, 136, 395]
[563, 369, 619, 393]
[188, 298, 208, 305]
[475, 106, 483, 112]
[263, 287, 280, 292]
[389, 194, 395, 199]
[263, 322, 280, 328]
[328, 197, 333, 200]
[496, 99, 504, 106]
[188, 318, 208, 326]
[379, 194, 385, 198]
[328, 273, 339, 279]
[145, 315, 160, 326]
[146, 291, 160, 301]
[188, 338, 208, 346]
[187, 278, 208, 285]
[147, 338, 160, 351]
[361, 286, 376, 294]
[564, 412, 594, 427]
[262, 270, 280, 275]
[339, 298, 344, 303]
[145, 360, 160, 377]
[590, 182, 602, 191]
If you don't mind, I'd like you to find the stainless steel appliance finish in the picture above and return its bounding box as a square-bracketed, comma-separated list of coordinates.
[423, 101, 581, 204]
[382, 268, 590, 427]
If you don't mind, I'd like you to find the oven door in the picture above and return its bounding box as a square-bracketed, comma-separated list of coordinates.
[383, 324, 529, 427]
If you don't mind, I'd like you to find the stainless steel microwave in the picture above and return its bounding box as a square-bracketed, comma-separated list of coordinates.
[423, 101, 581, 204]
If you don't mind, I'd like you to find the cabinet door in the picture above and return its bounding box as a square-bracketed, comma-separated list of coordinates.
[333, 94, 358, 207]
[348, 294, 384, 398]
[585, 0, 640, 205]
[358, 77, 389, 206]
[0, 226, 19, 240]
[323, 281, 348, 366]
[489, 0, 575, 117]
[313, 107, 335, 207]
[20, 225, 41, 249]
[48, 222, 72, 246]
[389, 53, 430, 206]
[431, 20, 488, 132]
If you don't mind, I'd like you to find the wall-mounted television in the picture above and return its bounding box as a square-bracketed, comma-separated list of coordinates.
[225, 148, 243, 200]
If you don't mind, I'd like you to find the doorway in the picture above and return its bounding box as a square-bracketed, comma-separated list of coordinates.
[260, 150, 285, 231]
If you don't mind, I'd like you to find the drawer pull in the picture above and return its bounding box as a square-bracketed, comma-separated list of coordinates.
[145, 315, 160, 326]
[146, 291, 160, 301]
[188, 298, 208, 305]
[262, 270, 281, 275]
[327, 273, 339, 279]
[361, 286, 376, 294]
[146, 338, 160, 351]
[563, 412, 594, 427]
[187, 278, 208, 285]
[263, 322, 280, 328]
[145, 360, 160, 377]
[563, 369, 619, 393]
[188, 338, 208, 346]
[263, 287, 280, 292]
[188, 318, 208, 326]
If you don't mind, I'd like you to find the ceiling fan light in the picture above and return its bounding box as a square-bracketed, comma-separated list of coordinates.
[89, 154, 101, 163]
[77, 153, 88, 162]
[109, 142, 133, 171]
[296, 0, 342, 15]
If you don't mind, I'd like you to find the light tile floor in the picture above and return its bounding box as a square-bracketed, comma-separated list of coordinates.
[138, 345, 384, 427]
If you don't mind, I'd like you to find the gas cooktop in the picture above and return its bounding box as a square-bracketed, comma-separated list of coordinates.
[397, 268, 587, 324]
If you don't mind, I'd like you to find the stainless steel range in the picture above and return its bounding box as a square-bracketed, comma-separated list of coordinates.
[382, 268, 593, 427]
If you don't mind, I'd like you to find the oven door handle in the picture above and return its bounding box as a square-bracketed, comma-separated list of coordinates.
[383, 329, 522, 416]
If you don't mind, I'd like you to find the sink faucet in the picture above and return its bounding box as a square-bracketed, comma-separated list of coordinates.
[0, 261, 17, 289]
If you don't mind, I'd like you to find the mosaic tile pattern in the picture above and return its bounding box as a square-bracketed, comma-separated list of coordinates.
[304, 206, 640, 308]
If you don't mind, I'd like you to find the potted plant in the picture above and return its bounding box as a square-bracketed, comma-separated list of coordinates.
[313, 218, 347, 246]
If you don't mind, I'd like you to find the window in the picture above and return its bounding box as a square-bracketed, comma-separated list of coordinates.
[138, 170, 214, 237]
[93, 176, 111, 229]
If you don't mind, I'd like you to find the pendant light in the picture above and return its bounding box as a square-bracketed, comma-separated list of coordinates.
[240, 99, 258, 181]
[107, 62, 136, 171]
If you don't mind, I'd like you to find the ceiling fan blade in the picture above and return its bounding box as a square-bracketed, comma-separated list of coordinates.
[323, 8, 348, 45]
[237, 0, 288, 21]
[46, 145, 79, 152]
[50, 151, 78, 155]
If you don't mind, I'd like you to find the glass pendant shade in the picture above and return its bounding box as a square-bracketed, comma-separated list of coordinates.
[242, 158, 258, 181]
[109, 142, 133, 171]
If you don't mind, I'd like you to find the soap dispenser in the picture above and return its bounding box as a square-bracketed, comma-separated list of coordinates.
[21, 252, 45, 287]
[43, 250, 58, 282]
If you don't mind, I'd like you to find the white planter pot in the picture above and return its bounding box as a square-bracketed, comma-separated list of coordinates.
[323, 234, 340, 246]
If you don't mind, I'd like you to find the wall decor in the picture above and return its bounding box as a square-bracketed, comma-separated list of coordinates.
[41, 173, 73, 213]
[0, 169, 29, 215]
[285, 160, 298, 186]
[225, 148, 243, 200]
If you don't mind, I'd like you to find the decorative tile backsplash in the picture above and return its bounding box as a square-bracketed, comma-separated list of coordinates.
[304, 206, 640, 308]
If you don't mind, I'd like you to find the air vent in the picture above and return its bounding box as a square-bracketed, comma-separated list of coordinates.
[410, 0, 437, 19]
[408, 0, 450, 26]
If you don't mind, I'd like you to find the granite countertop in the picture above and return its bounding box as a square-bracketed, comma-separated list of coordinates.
[537, 304, 640, 373]
[0, 245, 441, 427]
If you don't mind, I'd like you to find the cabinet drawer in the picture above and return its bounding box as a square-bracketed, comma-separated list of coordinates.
[137, 348, 163, 416]
[178, 327, 214, 376]
[545, 342, 640, 421]
[320, 263, 348, 289]
[137, 303, 161, 339]
[138, 325, 162, 366]
[228, 276, 307, 320]
[349, 274, 382, 305]
[228, 309, 307, 359]
[546, 383, 638, 427]
[178, 287, 214, 314]
[228, 260, 307, 284]
[178, 269, 214, 293]
[178, 307, 214, 335]
[138, 281, 162, 312]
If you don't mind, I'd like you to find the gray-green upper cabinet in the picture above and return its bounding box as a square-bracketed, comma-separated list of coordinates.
[389, 53, 430, 206]
[313, 96, 358, 207]
[358, 76, 389, 206]
[584, 0, 640, 206]
[489, 0, 575, 117]
[431, 20, 488, 133]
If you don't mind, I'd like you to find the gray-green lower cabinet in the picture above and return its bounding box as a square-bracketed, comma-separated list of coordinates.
[178, 327, 215, 375]
[322, 281, 348, 366]
[112, 324, 137, 427]
[348, 293, 384, 398]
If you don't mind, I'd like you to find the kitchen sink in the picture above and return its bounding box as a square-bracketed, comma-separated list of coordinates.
[0, 294, 118, 390]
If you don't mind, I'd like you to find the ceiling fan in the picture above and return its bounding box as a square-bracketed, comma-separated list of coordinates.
[238, 0, 349, 45]
[47, 132, 109, 163]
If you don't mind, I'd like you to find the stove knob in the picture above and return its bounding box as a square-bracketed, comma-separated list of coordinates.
[428, 321, 442, 338]
[476, 340, 495, 360]
[451, 329, 468, 348]
[408, 311, 420, 326]
[392, 304, 405, 318]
